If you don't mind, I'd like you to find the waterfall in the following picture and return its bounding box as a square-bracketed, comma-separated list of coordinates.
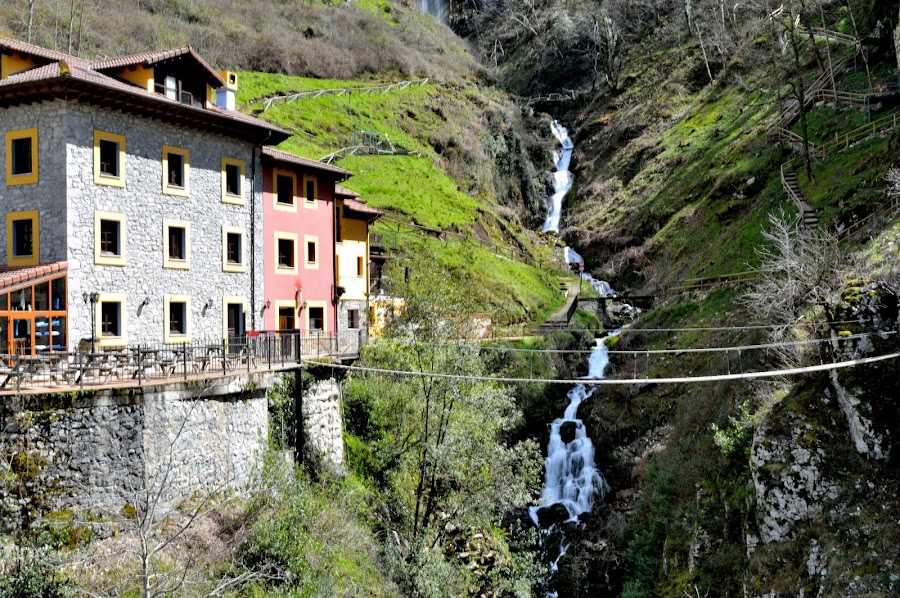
[530, 333, 618, 587]
[542, 120, 574, 234]
[564, 246, 614, 296]
[416, 0, 447, 23]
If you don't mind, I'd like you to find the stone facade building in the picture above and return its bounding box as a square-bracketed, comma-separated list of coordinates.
[0, 38, 290, 351]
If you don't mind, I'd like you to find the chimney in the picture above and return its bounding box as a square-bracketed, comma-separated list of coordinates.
[216, 70, 238, 110]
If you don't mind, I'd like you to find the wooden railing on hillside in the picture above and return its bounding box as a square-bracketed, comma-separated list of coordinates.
[319, 145, 423, 164]
[254, 79, 433, 112]
[839, 195, 900, 245]
[780, 163, 806, 214]
[772, 56, 853, 129]
[371, 218, 550, 270]
[797, 26, 860, 47]
[675, 270, 760, 292]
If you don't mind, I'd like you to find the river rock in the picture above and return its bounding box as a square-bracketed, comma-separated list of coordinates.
[559, 421, 578, 443]
[535, 503, 571, 527]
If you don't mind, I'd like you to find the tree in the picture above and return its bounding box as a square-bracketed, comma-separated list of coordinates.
[343, 264, 542, 594]
[742, 210, 844, 367]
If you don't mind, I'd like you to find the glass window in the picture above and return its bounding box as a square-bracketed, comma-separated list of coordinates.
[34, 282, 49, 311]
[99, 139, 119, 177]
[101, 302, 121, 337]
[168, 226, 186, 260]
[13, 318, 31, 354]
[226, 232, 242, 264]
[51, 277, 66, 311]
[100, 219, 121, 256]
[278, 307, 295, 330]
[357, 256, 364, 276]
[307, 241, 317, 264]
[225, 163, 241, 195]
[309, 307, 324, 331]
[348, 309, 360, 329]
[305, 179, 316, 202]
[10, 288, 31, 311]
[167, 153, 184, 187]
[12, 219, 33, 257]
[278, 238, 295, 268]
[11, 137, 32, 175]
[276, 174, 294, 205]
[169, 301, 187, 335]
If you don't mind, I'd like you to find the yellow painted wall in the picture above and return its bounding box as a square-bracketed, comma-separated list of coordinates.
[337, 216, 369, 300]
[117, 66, 154, 92]
[1, 54, 40, 79]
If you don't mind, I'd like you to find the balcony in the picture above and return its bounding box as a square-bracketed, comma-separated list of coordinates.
[0, 329, 365, 395]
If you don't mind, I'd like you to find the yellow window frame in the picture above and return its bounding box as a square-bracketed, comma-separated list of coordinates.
[6, 210, 39, 266]
[94, 211, 127, 267]
[95, 293, 128, 348]
[163, 294, 192, 343]
[93, 130, 126, 188]
[274, 231, 298, 275]
[162, 219, 191, 270]
[222, 225, 247, 273]
[273, 169, 297, 212]
[302, 175, 318, 209]
[162, 145, 190, 196]
[6, 128, 38, 186]
[304, 235, 319, 270]
[221, 157, 245, 205]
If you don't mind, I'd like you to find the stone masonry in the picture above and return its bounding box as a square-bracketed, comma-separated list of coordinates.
[0, 373, 272, 528]
[303, 377, 344, 469]
[0, 98, 265, 346]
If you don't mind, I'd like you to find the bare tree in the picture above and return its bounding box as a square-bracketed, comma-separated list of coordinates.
[743, 210, 844, 366]
[26, 0, 37, 43]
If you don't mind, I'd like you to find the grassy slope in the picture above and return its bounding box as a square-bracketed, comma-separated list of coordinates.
[240, 74, 568, 323]
[0, 0, 478, 81]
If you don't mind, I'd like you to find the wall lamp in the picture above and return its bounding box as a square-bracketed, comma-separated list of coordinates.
[139, 296, 151, 308]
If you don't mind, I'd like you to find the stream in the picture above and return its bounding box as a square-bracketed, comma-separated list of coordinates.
[542, 120, 574, 234]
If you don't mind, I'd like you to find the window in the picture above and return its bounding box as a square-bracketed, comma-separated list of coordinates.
[95, 293, 127, 347]
[275, 170, 296, 210]
[93, 131, 126, 187]
[162, 146, 190, 196]
[6, 128, 38, 185]
[221, 158, 245, 204]
[308, 306, 324, 331]
[304, 235, 319, 270]
[274, 232, 298, 274]
[163, 219, 190, 269]
[101, 302, 121, 337]
[6, 211, 39, 266]
[278, 239, 295, 268]
[357, 256, 364, 276]
[222, 226, 246, 273]
[169, 302, 186, 335]
[348, 309, 360, 329]
[278, 306, 295, 330]
[303, 176, 318, 209]
[94, 211, 126, 266]
[164, 295, 191, 343]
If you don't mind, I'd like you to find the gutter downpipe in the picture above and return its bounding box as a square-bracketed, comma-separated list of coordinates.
[251, 132, 272, 331]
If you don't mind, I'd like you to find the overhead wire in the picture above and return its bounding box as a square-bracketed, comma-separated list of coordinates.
[302, 351, 900, 385]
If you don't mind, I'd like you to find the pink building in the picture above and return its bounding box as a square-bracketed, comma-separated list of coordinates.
[261, 148, 350, 333]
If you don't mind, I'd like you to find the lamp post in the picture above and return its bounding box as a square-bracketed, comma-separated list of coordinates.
[82, 292, 99, 353]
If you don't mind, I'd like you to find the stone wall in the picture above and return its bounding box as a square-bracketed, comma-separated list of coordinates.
[302, 378, 344, 469]
[0, 373, 272, 527]
[337, 299, 368, 350]
[0, 99, 69, 263]
[64, 103, 265, 346]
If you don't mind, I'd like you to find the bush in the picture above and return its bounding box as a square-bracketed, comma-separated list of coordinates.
[0, 549, 67, 598]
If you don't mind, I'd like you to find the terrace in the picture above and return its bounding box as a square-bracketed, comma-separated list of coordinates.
[0, 329, 363, 395]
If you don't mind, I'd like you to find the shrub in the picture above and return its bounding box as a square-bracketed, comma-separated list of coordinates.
[0, 549, 67, 598]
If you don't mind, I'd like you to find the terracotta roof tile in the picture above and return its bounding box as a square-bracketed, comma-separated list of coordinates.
[0, 261, 67, 291]
[262, 147, 352, 177]
[334, 185, 360, 198]
[343, 198, 383, 219]
[92, 46, 225, 86]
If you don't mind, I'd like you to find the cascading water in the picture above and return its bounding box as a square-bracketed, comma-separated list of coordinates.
[542, 120, 574, 234]
[416, 0, 447, 23]
[564, 246, 615, 296]
[530, 333, 618, 582]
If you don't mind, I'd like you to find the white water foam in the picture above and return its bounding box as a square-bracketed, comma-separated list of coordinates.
[542, 120, 574, 234]
[416, 0, 447, 23]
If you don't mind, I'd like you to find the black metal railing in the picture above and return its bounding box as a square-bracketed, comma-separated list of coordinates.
[0, 329, 366, 394]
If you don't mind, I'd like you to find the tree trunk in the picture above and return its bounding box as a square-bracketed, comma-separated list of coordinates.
[26, 0, 36, 43]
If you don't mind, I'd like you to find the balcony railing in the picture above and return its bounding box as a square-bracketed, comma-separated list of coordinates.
[0, 329, 365, 395]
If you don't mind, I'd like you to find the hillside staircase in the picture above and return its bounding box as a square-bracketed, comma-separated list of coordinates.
[780, 165, 819, 228]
